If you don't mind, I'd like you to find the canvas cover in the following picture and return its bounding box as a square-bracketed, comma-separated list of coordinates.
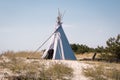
[41, 24, 76, 60]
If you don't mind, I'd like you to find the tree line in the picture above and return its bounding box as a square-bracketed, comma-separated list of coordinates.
[70, 44, 105, 54]
[71, 34, 120, 60]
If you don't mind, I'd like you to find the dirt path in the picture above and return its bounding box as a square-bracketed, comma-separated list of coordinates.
[38, 60, 90, 80]
[57, 60, 90, 80]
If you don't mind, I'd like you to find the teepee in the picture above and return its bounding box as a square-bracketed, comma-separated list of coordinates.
[41, 12, 76, 60]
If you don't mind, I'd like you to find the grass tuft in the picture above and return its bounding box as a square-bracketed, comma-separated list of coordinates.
[47, 63, 73, 80]
[83, 62, 120, 80]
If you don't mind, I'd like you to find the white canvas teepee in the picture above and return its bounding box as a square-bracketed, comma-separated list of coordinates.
[41, 14, 76, 60]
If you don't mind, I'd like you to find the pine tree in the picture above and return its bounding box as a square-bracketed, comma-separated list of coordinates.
[106, 34, 120, 59]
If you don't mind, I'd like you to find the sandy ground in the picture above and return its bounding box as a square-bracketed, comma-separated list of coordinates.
[0, 57, 90, 80]
[66, 61, 89, 80]
[39, 60, 90, 80]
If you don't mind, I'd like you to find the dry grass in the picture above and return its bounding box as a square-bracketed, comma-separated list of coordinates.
[0, 51, 73, 80]
[1, 51, 120, 80]
[47, 63, 73, 80]
[6, 61, 73, 80]
[0, 51, 42, 59]
[83, 61, 120, 80]
[75, 52, 101, 60]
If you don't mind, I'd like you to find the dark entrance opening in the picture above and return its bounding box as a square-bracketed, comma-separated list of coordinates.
[47, 49, 54, 59]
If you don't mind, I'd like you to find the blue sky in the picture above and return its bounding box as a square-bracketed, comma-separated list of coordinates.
[0, 0, 120, 52]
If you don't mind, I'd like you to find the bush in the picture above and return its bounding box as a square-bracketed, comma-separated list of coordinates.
[71, 44, 93, 54]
